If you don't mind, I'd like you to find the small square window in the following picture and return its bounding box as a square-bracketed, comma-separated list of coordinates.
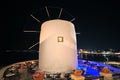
[57, 36, 64, 42]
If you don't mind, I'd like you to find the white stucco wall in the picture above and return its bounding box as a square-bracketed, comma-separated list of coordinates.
[39, 19, 78, 73]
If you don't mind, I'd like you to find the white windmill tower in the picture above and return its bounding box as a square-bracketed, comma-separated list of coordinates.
[24, 6, 80, 74]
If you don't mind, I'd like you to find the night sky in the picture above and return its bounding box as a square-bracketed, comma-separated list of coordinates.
[1, 0, 120, 51]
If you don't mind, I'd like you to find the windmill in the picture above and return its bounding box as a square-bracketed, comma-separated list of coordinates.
[24, 6, 80, 50]
[24, 6, 80, 73]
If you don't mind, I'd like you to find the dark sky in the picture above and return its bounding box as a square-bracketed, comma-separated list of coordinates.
[1, 0, 120, 51]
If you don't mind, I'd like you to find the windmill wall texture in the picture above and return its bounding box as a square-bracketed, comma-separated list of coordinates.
[39, 19, 78, 73]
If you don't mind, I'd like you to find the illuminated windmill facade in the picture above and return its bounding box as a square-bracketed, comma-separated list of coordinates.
[39, 19, 78, 73]
[25, 6, 79, 73]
